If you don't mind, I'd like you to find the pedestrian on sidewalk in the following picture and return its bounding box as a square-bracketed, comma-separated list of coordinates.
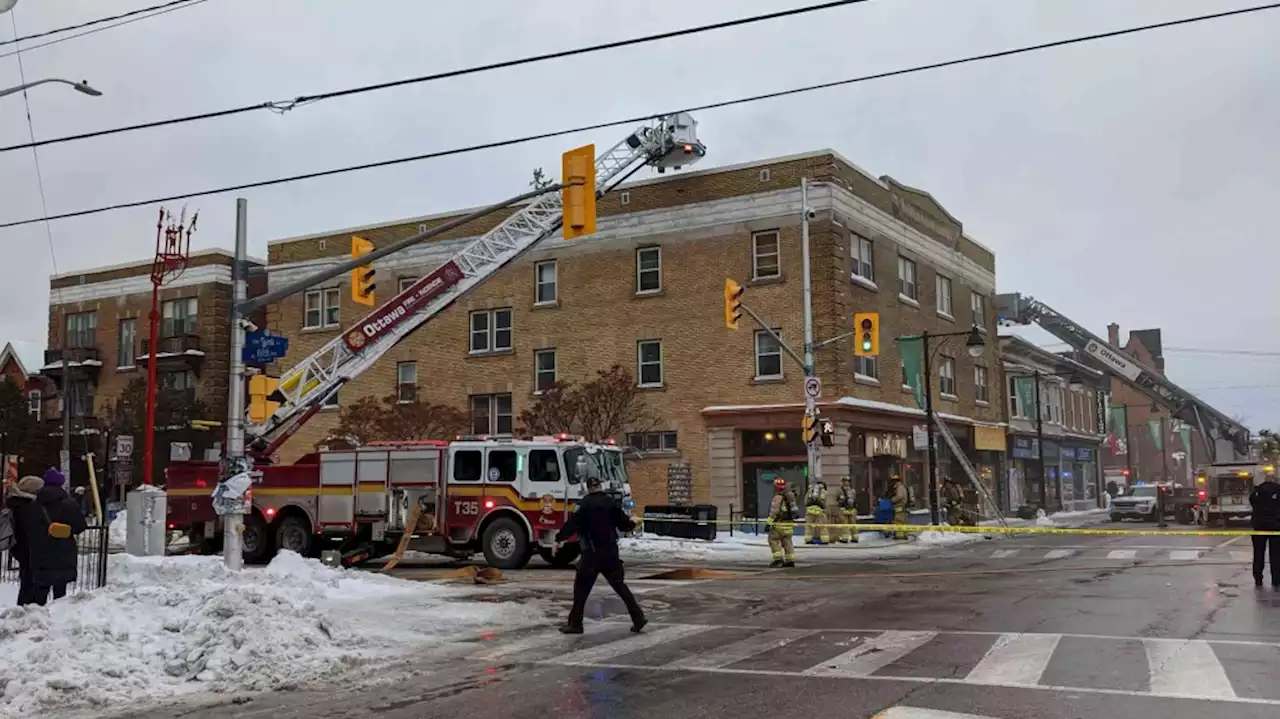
[1249, 472, 1280, 588]
[555, 475, 646, 634]
[13, 469, 87, 605]
[3, 476, 45, 605]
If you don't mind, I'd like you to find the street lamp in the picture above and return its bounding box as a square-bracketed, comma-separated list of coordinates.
[0, 78, 103, 101]
[0, 1, 18, 14]
[910, 326, 987, 525]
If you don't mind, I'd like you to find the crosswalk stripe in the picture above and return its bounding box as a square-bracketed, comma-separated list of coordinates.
[875, 709, 1001, 719]
[991, 549, 1019, 558]
[802, 631, 937, 677]
[1169, 550, 1202, 561]
[965, 632, 1061, 686]
[1043, 549, 1074, 559]
[546, 624, 711, 665]
[667, 627, 816, 670]
[1106, 549, 1137, 559]
[1145, 638, 1236, 699]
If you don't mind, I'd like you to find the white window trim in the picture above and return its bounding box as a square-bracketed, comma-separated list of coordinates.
[971, 292, 987, 330]
[534, 348, 557, 393]
[897, 256, 918, 301]
[27, 390, 41, 420]
[935, 274, 953, 318]
[469, 308, 513, 354]
[534, 260, 558, 305]
[851, 235, 875, 284]
[850, 273, 879, 292]
[938, 357, 957, 399]
[898, 293, 921, 309]
[854, 373, 880, 387]
[303, 288, 342, 330]
[396, 362, 417, 404]
[974, 364, 989, 404]
[636, 247, 662, 295]
[753, 329, 784, 380]
[117, 318, 137, 369]
[321, 389, 340, 409]
[637, 340, 663, 388]
[620, 191, 631, 206]
[398, 276, 418, 293]
[751, 230, 781, 280]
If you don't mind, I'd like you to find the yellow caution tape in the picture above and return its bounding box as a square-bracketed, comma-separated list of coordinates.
[635, 516, 1280, 537]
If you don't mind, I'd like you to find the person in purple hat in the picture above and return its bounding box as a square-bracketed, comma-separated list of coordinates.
[10, 467, 86, 604]
[43, 467, 66, 491]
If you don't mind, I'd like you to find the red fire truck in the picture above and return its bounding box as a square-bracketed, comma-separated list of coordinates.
[165, 434, 631, 568]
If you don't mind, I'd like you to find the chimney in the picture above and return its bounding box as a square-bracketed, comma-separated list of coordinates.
[1107, 323, 1120, 347]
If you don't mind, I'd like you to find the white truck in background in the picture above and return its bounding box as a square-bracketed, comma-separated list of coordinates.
[1193, 462, 1272, 526]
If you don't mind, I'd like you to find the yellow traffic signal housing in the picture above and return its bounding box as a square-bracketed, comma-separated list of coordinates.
[248, 375, 281, 424]
[802, 412, 818, 444]
[561, 144, 597, 240]
[854, 311, 880, 357]
[724, 278, 744, 330]
[350, 235, 376, 307]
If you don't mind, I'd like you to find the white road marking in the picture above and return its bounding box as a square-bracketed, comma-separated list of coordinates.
[802, 631, 937, 677]
[875, 709, 1001, 719]
[545, 624, 711, 665]
[1169, 550, 1202, 561]
[991, 549, 1019, 558]
[1043, 549, 1074, 559]
[472, 630, 584, 662]
[1106, 550, 1138, 559]
[1145, 638, 1236, 699]
[965, 632, 1061, 686]
[667, 627, 816, 670]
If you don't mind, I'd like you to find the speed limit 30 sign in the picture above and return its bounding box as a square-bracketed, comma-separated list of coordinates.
[804, 376, 822, 399]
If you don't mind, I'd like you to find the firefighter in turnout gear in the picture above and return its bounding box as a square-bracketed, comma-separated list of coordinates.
[804, 481, 829, 544]
[766, 478, 796, 567]
[942, 476, 973, 526]
[835, 476, 858, 543]
[889, 474, 910, 540]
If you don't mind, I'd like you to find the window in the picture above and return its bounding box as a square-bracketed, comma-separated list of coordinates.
[759, 168, 771, 182]
[935, 274, 953, 317]
[851, 235, 874, 282]
[67, 379, 93, 418]
[971, 292, 987, 328]
[528, 449, 561, 482]
[488, 450, 518, 483]
[470, 394, 513, 435]
[534, 349, 557, 392]
[322, 388, 340, 409]
[65, 311, 97, 348]
[897, 256, 918, 300]
[751, 230, 780, 279]
[304, 288, 341, 329]
[1008, 376, 1025, 418]
[535, 260, 557, 304]
[117, 318, 137, 368]
[637, 340, 663, 387]
[939, 356, 956, 397]
[453, 450, 482, 482]
[636, 247, 661, 293]
[855, 355, 878, 380]
[27, 390, 40, 420]
[754, 330, 783, 379]
[974, 364, 989, 403]
[398, 276, 418, 293]
[161, 297, 198, 337]
[626, 431, 679, 453]
[469, 309, 513, 353]
[162, 370, 197, 401]
[619, 191, 631, 206]
[396, 361, 417, 403]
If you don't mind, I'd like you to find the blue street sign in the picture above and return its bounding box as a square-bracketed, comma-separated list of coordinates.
[242, 331, 289, 364]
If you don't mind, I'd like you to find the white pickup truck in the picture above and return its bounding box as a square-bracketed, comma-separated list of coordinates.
[1194, 462, 1271, 526]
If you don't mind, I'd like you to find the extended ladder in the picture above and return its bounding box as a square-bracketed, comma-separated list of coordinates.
[250, 114, 706, 454]
[931, 414, 1008, 527]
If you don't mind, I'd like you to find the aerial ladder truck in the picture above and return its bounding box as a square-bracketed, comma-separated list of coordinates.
[164, 114, 707, 565]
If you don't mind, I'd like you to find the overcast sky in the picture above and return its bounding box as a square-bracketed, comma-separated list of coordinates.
[2, 0, 1277, 426]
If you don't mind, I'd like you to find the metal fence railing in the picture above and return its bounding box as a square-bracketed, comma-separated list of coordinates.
[1, 523, 111, 597]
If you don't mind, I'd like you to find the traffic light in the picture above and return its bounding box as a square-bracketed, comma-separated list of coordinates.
[819, 418, 835, 448]
[350, 235, 376, 307]
[248, 375, 281, 424]
[854, 312, 879, 357]
[724, 278, 744, 330]
[802, 411, 818, 444]
[561, 144, 597, 240]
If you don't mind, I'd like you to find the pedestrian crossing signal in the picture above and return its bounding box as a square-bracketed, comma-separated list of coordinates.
[724, 278, 744, 330]
[854, 312, 879, 357]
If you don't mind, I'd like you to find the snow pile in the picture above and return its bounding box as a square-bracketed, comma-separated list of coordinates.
[0, 551, 547, 717]
[109, 510, 128, 548]
[916, 529, 980, 546]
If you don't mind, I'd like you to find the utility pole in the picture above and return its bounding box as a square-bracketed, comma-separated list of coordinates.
[921, 330, 940, 525]
[800, 177, 821, 488]
[220, 198, 250, 571]
[1034, 370, 1047, 510]
[60, 339, 70, 483]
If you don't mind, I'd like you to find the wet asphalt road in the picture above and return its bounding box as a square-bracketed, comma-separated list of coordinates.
[118, 523, 1280, 719]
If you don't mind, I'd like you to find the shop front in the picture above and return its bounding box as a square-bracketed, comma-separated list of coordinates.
[738, 427, 808, 519]
[1060, 443, 1101, 511]
[971, 426, 1007, 516]
[848, 430, 922, 514]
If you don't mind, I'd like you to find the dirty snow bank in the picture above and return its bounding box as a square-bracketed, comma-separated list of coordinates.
[0, 551, 547, 718]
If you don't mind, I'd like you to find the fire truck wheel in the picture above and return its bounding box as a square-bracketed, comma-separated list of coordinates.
[275, 515, 313, 556]
[481, 517, 530, 570]
[241, 514, 272, 564]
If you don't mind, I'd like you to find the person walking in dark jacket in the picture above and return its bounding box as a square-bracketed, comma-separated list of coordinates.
[4, 476, 46, 605]
[554, 476, 646, 634]
[1249, 475, 1280, 588]
[14, 469, 87, 605]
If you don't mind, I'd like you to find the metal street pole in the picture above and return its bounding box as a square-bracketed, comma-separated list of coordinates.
[0, 78, 102, 100]
[222, 199, 250, 570]
[60, 346, 70, 484]
[799, 177, 821, 487]
[922, 331, 940, 525]
[1034, 370, 1047, 510]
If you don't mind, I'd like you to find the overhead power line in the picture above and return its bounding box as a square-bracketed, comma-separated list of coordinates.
[1165, 347, 1280, 357]
[0, 0, 205, 48]
[1, 1, 1277, 230]
[0, 0, 871, 156]
[0, 0, 210, 61]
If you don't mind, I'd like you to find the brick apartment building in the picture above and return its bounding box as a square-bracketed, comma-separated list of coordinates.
[1101, 323, 1208, 488]
[42, 249, 265, 482]
[264, 149, 1006, 516]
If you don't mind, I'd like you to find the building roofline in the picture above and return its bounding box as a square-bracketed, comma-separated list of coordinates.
[998, 334, 1104, 377]
[49, 247, 265, 282]
[0, 342, 27, 380]
[265, 148, 897, 248]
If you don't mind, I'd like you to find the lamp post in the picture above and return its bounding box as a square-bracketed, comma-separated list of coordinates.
[0, 78, 102, 100]
[918, 326, 986, 525]
[1031, 369, 1085, 512]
